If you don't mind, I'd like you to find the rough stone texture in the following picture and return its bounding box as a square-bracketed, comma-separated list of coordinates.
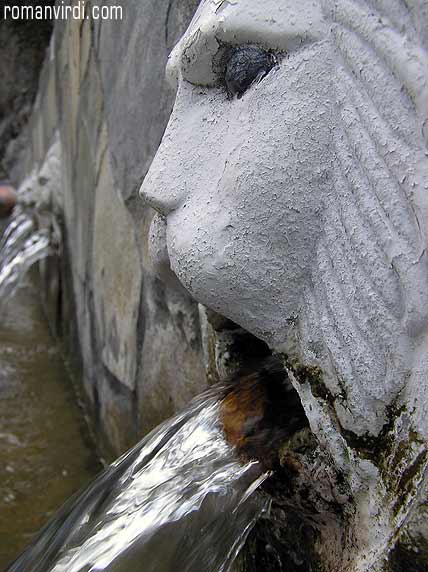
[0, 10, 55, 180]
[13, 0, 206, 460]
[98, 0, 200, 202]
[92, 149, 141, 392]
[389, 468, 428, 572]
[137, 278, 207, 435]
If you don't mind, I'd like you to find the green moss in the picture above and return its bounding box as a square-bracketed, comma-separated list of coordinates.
[392, 450, 428, 516]
[278, 352, 329, 399]
[277, 353, 419, 471]
[277, 352, 428, 525]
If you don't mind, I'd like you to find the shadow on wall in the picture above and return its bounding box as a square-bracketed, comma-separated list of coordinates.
[11, 0, 206, 462]
[0, 6, 55, 179]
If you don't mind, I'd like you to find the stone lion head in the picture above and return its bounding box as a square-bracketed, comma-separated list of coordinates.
[140, 0, 428, 566]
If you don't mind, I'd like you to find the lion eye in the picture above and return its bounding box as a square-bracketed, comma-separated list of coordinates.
[224, 46, 277, 99]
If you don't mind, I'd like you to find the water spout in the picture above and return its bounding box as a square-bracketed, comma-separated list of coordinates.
[7, 386, 271, 572]
[0, 211, 52, 308]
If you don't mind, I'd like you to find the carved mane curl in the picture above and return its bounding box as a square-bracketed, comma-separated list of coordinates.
[299, 0, 428, 437]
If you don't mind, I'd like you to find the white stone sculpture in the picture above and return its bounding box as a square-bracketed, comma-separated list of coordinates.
[140, 0, 428, 569]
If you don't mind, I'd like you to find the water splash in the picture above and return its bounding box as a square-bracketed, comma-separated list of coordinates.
[7, 387, 270, 572]
[0, 212, 52, 307]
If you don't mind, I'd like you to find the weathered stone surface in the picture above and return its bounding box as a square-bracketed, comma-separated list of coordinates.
[92, 148, 141, 391]
[138, 280, 206, 435]
[12, 0, 205, 459]
[0, 12, 54, 179]
[97, 0, 200, 202]
[96, 368, 137, 460]
[389, 468, 428, 571]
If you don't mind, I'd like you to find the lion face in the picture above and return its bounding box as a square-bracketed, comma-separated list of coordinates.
[140, 0, 333, 346]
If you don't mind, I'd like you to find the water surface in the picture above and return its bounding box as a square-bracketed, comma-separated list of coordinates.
[6, 380, 269, 572]
[0, 280, 100, 569]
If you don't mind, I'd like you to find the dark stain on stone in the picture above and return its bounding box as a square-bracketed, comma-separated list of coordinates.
[279, 352, 411, 471]
[107, 314, 120, 362]
[226, 328, 272, 374]
[389, 535, 428, 572]
[242, 503, 324, 572]
[340, 398, 406, 467]
[0, 9, 55, 178]
[397, 451, 427, 494]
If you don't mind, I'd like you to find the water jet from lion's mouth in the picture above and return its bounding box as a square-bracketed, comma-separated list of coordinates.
[6, 356, 303, 572]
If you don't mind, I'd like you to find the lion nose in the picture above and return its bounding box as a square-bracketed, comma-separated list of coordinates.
[139, 163, 184, 217]
[139, 183, 169, 216]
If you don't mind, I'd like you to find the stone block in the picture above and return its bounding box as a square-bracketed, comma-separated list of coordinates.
[97, 0, 200, 201]
[137, 280, 206, 435]
[96, 367, 137, 459]
[92, 147, 142, 391]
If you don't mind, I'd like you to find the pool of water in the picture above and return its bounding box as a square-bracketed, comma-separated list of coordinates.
[0, 278, 100, 569]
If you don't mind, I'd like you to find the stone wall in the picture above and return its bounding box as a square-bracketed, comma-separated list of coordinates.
[13, 0, 206, 459]
[7, 2, 428, 569]
[0, 10, 54, 180]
